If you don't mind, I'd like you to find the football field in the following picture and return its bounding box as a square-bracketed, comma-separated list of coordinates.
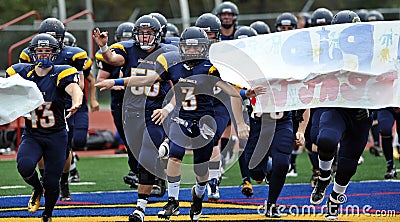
[0, 151, 399, 221]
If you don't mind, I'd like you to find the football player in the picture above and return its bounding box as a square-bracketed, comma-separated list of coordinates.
[95, 26, 254, 222]
[309, 10, 372, 220]
[7, 33, 82, 222]
[303, 7, 335, 187]
[93, 14, 177, 222]
[214, 1, 241, 40]
[19, 17, 91, 201]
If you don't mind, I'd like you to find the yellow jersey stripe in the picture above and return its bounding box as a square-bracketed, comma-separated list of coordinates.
[71, 51, 88, 61]
[157, 55, 169, 72]
[57, 67, 78, 86]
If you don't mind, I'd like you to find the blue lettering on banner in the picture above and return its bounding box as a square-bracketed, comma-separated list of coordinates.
[281, 31, 313, 66]
[280, 24, 374, 72]
[339, 24, 374, 72]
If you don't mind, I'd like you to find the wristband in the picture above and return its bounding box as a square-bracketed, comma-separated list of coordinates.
[240, 89, 247, 98]
[114, 78, 124, 86]
[100, 45, 109, 53]
[164, 103, 174, 114]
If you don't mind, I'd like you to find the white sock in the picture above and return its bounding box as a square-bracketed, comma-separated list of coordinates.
[208, 169, 220, 181]
[318, 156, 333, 171]
[168, 181, 180, 200]
[195, 182, 206, 198]
[136, 198, 147, 212]
[333, 180, 348, 194]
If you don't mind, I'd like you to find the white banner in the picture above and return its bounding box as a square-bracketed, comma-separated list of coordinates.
[0, 74, 44, 125]
[210, 21, 400, 112]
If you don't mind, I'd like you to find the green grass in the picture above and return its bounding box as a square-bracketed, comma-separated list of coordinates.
[0, 150, 397, 196]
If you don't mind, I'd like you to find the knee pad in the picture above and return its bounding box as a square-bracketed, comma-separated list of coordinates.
[317, 135, 338, 161]
[138, 167, 156, 185]
[17, 157, 37, 178]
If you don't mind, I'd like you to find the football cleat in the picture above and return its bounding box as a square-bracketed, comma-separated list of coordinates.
[207, 178, 220, 202]
[158, 197, 180, 219]
[69, 168, 80, 183]
[384, 165, 397, 179]
[129, 207, 145, 222]
[369, 145, 382, 157]
[265, 202, 281, 218]
[41, 214, 52, 222]
[60, 181, 71, 201]
[286, 164, 298, 177]
[190, 185, 205, 221]
[241, 180, 254, 197]
[150, 178, 166, 197]
[325, 195, 340, 220]
[123, 171, 139, 188]
[310, 176, 331, 205]
[28, 188, 43, 213]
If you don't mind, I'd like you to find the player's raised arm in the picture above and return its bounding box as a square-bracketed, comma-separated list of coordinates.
[92, 28, 125, 67]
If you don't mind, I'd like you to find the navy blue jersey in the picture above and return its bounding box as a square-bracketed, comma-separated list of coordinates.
[110, 40, 178, 111]
[95, 49, 125, 105]
[20, 45, 89, 109]
[6, 63, 79, 134]
[157, 52, 220, 119]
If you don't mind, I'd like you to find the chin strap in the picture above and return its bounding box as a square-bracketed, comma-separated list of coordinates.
[35, 59, 52, 68]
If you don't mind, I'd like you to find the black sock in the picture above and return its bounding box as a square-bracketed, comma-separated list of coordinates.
[25, 170, 42, 191]
[60, 172, 69, 184]
[138, 193, 149, 201]
[320, 169, 331, 179]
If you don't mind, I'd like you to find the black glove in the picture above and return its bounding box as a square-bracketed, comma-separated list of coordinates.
[355, 109, 370, 121]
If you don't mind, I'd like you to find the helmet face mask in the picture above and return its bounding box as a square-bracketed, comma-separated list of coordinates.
[29, 33, 60, 68]
[179, 27, 209, 63]
[134, 15, 162, 50]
